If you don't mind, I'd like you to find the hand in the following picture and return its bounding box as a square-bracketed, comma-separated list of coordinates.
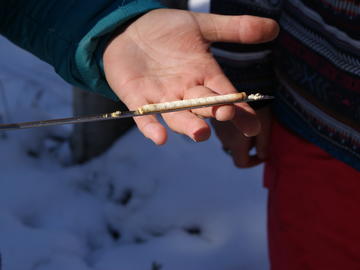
[212, 106, 272, 168]
[103, 9, 279, 145]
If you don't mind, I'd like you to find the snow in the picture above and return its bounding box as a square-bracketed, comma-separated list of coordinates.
[0, 1, 269, 269]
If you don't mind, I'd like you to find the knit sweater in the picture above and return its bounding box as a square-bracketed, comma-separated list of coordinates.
[211, 0, 360, 171]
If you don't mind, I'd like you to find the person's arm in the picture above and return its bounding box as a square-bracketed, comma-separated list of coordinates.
[0, 0, 279, 145]
[0, 0, 164, 100]
[102, 9, 279, 144]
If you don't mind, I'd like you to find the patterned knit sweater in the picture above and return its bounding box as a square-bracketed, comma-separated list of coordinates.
[211, 0, 360, 171]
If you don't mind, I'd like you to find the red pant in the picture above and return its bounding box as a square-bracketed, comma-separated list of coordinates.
[264, 121, 360, 270]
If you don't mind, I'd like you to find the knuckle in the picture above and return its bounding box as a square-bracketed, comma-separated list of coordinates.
[233, 157, 249, 168]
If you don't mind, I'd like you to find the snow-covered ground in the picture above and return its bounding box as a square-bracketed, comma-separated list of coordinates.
[0, 1, 269, 269]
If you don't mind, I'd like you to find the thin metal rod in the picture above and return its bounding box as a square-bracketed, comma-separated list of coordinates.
[0, 93, 273, 131]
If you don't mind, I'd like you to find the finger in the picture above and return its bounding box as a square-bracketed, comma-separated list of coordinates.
[162, 110, 211, 142]
[202, 59, 261, 136]
[115, 89, 168, 145]
[232, 146, 263, 168]
[221, 129, 260, 168]
[203, 70, 240, 121]
[225, 134, 262, 168]
[212, 120, 261, 168]
[211, 118, 238, 145]
[232, 104, 261, 137]
[204, 69, 256, 126]
[193, 13, 279, 44]
[230, 136, 263, 168]
[133, 115, 168, 145]
[184, 86, 235, 121]
[204, 70, 238, 95]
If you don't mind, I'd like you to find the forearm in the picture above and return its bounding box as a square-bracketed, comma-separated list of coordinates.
[0, 0, 164, 99]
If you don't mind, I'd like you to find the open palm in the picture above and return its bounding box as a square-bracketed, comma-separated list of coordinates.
[104, 9, 278, 144]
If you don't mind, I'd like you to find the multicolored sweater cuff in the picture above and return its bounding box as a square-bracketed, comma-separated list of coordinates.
[75, 0, 165, 100]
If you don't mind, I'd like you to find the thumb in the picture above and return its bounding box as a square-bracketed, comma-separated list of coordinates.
[193, 13, 279, 44]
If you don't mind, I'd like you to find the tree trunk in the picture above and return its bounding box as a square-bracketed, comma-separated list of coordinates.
[70, 88, 135, 163]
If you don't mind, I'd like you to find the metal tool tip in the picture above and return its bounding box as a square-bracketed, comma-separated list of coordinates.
[248, 93, 274, 100]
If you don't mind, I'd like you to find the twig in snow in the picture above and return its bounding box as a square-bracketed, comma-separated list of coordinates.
[151, 262, 163, 270]
[0, 79, 10, 122]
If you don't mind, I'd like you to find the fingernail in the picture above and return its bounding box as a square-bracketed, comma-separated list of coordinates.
[193, 128, 211, 142]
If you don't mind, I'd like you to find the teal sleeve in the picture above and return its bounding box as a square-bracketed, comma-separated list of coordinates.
[0, 0, 165, 100]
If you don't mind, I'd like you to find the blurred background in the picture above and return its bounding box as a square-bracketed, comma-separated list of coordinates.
[0, 0, 269, 269]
